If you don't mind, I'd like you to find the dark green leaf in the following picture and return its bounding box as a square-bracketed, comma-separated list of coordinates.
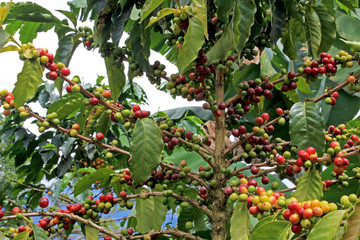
[29, 222, 51, 240]
[177, 17, 204, 73]
[16, 12, 60, 24]
[74, 168, 115, 196]
[233, 63, 260, 92]
[214, 0, 233, 23]
[236, 0, 256, 53]
[0, 28, 9, 48]
[249, 221, 291, 240]
[140, 0, 165, 22]
[104, 57, 126, 100]
[85, 226, 99, 240]
[281, 18, 304, 60]
[47, 93, 84, 120]
[178, 205, 208, 232]
[304, 6, 321, 58]
[270, 0, 287, 46]
[130, 118, 163, 185]
[136, 185, 167, 233]
[230, 202, 250, 240]
[164, 106, 213, 121]
[289, 102, 326, 153]
[307, 210, 346, 240]
[337, 0, 356, 12]
[335, 10, 360, 42]
[127, 20, 151, 73]
[55, 33, 81, 67]
[291, 168, 323, 202]
[57, 10, 77, 27]
[111, 5, 131, 46]
[13, 59, 44, 108]
[206, 3, 241, 64]
[313, 6, 336, 54]
[342, 201, 360, 239]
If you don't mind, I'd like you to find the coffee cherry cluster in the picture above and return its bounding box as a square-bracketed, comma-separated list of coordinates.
[347, 74, 360, 92]
[149, 60, 166, 85]
[0, 90, 15, 116]
[324, 91, 339, 105]
[283, 199, 337, 234]
[294, 147, 318, 169]
[235, 75, 274, 110]
[242, 30, 271, 60]
[78, 26, 94, 50]
[80, 157, 114, 171]
[160, 124, 210, 151]
[166, 49, 216, 102]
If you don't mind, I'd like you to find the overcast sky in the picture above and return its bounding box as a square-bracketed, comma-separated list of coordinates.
[0, 0, 201, 115]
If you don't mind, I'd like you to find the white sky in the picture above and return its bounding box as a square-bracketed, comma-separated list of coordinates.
[0, 0, 201, 115]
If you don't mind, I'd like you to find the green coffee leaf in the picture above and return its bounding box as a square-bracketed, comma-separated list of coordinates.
[307, 210, 346, 240]
[47, 93, 84, 120]
[313, 6, 336, 55]
[249, 221, 291, 240]
[193, 0, 208, 39]
[177, 17, 204, 73]
[85, 226, 99, 240]
[230, 202, 250, 240]
[342, 201, 360, 240]
[29, 222, 51, 240]
[146, 8, 174, 28]
[0, 28, 9, 49]
[236, 0, 256, 53]
[130, 118, 163, 185]
[289, 102, 326, 153]
[136, 185, 167, 233]
[13, 231, 29, 240]
[74, 168, 114, 196]
[206, 3, 241, 64]
[105, 57, 126, 100]
[140, 0, 165, 22]
[304, 6, 321, 58]
[13, 59, 44, 108]
[291, 168, 323, 202]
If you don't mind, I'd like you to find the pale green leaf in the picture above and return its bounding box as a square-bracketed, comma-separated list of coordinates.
[230, 202, 250, 240]
[307, 210, 346, 240]
[177, 17, 204, 73]
[291, 168, 323, 202]
[140, 0, 165, 22]
[13, 58, 44, 108]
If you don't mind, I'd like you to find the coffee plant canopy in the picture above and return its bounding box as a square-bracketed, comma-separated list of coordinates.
[0, 0, 360, 239]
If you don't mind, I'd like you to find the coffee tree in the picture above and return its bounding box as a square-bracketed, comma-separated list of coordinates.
[0, 0, 360, 239]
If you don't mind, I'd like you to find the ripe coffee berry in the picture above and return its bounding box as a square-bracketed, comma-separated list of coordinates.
[61, 67, 70, 76]
[12, 207, 21, 215]
[48, 71, 58, 80]
[90, 98, 99, 106]
[255, 117, 264, 125]
[276, 108, 283, 115]
[132, 104, 141, 112]
[102, 90, 111, 98]
[49, 63, 58, 71]
[39, 198, 49, 208]
[96, 132, 104, 141]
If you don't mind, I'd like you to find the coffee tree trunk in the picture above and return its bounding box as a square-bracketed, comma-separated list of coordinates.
[211, 70, 228, 240]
